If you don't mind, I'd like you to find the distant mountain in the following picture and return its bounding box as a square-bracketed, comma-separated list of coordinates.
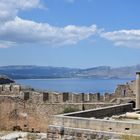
[0, 65, 80, 79]
[75, 65, 140, 79]
[0, 65, 140, 79]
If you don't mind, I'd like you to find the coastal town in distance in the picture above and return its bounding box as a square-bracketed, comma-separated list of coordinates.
[1, 0, 140, 140]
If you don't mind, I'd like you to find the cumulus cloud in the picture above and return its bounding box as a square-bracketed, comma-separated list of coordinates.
[0, 17, 97, 46]
[1, 0, 140, 49]
[0, 0, 42, 22]
[101, 30, 140, 48]
[0, 0, 98, 48]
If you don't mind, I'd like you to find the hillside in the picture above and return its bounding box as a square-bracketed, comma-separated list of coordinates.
[0, 65, 140, 79]
[0, 65, 79, 79]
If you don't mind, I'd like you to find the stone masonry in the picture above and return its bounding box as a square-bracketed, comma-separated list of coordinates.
[0, 78, 137, 132]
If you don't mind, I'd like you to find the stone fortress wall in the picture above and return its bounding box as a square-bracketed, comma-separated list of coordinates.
[48, 104, 137, 140]
[0, 79, 136, 103]
[47, 74, 140, 140]
[0, 79, 136, 132]
[114, 80, 135, 98]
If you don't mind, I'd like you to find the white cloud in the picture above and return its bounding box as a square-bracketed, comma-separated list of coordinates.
[0, 17, 97, 47]
[0, 0, 98, 48]
[0, 0, 43, 22]
[0, 41, 16, 48]
[101, 30, 140, 48]
[1, 1, 140, 49]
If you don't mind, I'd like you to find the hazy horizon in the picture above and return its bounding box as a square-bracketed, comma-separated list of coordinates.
[1, 63, 140, 69]
[0, 0, 140, 68]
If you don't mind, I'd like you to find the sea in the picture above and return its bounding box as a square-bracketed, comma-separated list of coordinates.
[15, 78, 134, 94]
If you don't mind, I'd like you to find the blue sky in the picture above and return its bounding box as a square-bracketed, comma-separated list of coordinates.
[0, 0, 140, 68]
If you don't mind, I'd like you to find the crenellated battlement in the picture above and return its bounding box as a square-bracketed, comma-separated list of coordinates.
[0, 77, 136, 132]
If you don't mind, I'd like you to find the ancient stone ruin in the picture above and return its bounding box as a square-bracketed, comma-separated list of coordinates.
[0, 75, 137, 134]
[47, 73, 140, 139]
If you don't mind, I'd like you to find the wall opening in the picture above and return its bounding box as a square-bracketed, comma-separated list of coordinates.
[43, 92, 49, 101]
[81, 93, 84, 102]
[121, 89, 126, 97]
[125, 128, 130, 130]
[63, 92, 69, 102]
[97, 93, 100, 101]
[24, 92, 30, 100]
[129, 101, 136, 108]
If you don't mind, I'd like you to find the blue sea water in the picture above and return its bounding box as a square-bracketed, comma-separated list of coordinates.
[15, 78, 133, 94]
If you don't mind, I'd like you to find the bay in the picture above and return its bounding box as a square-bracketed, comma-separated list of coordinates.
[15, 78, 133, 94]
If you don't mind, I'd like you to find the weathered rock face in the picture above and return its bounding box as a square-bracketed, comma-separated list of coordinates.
[0, 75, 14, 84]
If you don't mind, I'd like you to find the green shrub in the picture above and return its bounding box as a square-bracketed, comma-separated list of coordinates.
[61, 107, 80, 114]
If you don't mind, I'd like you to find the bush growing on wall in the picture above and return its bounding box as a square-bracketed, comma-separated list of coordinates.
[61, 107, 80, 114]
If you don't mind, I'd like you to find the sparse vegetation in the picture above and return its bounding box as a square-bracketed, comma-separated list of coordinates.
[27, 133, 36, 140]
[61, 107, 80, 114]
[122, 134, 140, 140]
